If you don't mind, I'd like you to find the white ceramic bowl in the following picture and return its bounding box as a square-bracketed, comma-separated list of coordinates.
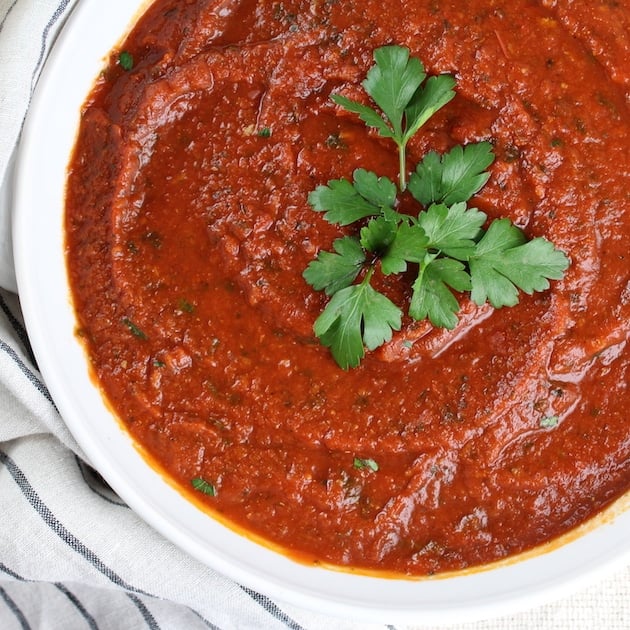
[12, 0, 630, 624]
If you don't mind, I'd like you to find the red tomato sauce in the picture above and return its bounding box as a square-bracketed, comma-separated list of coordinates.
[65, 0, 630, 575]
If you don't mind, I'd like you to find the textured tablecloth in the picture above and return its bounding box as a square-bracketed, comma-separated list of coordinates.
[0, 1, 628, 628]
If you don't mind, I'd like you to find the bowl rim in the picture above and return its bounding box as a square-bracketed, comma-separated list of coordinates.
[12, 0, 630, 623]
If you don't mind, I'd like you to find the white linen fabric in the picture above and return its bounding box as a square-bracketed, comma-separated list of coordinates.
[0, 1, 628, 629]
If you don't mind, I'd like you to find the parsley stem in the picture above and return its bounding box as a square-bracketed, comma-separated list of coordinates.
[398, 142, 407, 191]
[363, 264, 376, 285]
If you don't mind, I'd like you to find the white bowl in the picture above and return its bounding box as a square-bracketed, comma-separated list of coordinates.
[12, 0, 630, 624]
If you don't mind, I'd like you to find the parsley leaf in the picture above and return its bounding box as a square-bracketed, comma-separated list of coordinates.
[362, 45, 426, 139]
[308, 169, 395, 226]
[469, 220, 570, 308]
[360, 216, 398, 254]
[352, 169, 398, 209]
[331, 95, 394, 139]
[409, 142, 495, 206]
[303, 236, 365, 296]
[410, 257, 472, 329]
[418, 202, 487, 260]
[332, 46, 455, 189]
[313, 273, 402, 369]
[308, 178, 378, 226]
[404, 74, 457, 142]
[380, 221, 429, 275]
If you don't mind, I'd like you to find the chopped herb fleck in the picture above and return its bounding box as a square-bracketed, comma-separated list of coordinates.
[540, 415, 559, 429]
[122, 317, 147, 340]
[118, 51, 134, 71]
[178, 298, 195, 313]
[353, 457, 379, 472]
[191, 477, 216, 496]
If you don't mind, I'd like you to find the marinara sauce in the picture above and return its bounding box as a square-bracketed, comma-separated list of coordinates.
[65, 0, 630, 575]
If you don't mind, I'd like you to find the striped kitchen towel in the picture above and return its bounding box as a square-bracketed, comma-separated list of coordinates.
[0, 0, 79, 292]
[0, 2, 629, 630]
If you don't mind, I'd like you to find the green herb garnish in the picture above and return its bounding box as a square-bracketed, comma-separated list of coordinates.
[353, 457, 379, 472]
[122, 317, 147, 340]
[178, 298, 195, 313]
[118, 51, 134, 71]
[191, 477, 216, 496]
[304, 45, 569, 369]
[331, 45, 456, 191]
[540, 415, 559, 429]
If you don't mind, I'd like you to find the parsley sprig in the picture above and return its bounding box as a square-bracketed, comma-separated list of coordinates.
[331, 46, 456, 191]
[304, 46, 569, 369]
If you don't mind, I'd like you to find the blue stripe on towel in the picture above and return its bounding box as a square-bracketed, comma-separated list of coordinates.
[241, 586, 307, 630]
[0, 0, 19, 36]
[0, 585, 31, 630]
[30, 0, 73, 91]
[0, 450, 223, 630]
